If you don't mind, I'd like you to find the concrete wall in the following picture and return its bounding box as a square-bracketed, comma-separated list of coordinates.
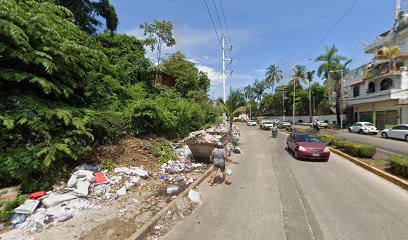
[401, 105, 408, 124]
[264, 115, 346, 124]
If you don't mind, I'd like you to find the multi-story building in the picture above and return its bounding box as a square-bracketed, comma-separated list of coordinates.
[344, 0, 408, 130]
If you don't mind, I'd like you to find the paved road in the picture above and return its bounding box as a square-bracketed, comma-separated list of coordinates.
[161, 125, 408, 240]
[294, 125, 408, 156]
[334, 131, 408, 156]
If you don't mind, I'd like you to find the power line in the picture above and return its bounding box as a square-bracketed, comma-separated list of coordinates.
[307, 0, 360, 57]
[203, 0, 222, 48]
[219, 0, 232, 47]
[211, 0, 225, 40]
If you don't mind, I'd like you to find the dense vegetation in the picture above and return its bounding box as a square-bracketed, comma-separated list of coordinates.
[0, 0, 218, 192]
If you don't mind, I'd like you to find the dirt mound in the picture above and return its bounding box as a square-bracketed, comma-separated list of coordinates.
[85, 136, 160, 173]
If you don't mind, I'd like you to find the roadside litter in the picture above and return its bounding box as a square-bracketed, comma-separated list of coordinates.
[187, 190, 202, 204]
[2, 124, 241, 237]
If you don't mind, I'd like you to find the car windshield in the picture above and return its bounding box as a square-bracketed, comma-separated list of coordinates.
[264, 122, 272, 124]
[296, 134, 323, 143]
[249, 120, 256, 122]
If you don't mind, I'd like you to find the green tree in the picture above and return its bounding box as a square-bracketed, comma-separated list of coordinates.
[162, 52, 210, 97]
[290, 65, 307, 89]
[252, 79, 268, 102]
[218, 87, 247, 134]
[55, 0, 118, 34]
[140, 20, 176, 65]
[315, 45, 348, 92]
[96, 33, 154, 86]
[265, 64, 283, 94]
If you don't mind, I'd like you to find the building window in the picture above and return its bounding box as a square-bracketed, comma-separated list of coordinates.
[380, 78, 393, 91]
[368, 82, 375, 93]
[353, 86, 360, 97]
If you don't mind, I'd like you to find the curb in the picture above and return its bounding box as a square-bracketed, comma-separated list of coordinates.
[126, 166, 214, 240]
[330, 148, 408, 191]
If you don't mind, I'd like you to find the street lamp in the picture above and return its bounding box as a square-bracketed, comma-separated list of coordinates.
[280, 89, 286, 121]
[280, 59, 312, 126]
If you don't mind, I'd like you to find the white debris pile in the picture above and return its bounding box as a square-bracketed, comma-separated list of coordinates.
[4, 165, 150, 234]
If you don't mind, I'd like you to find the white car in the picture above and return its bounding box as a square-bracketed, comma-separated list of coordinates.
[247, 120, 257, 126]
[313, 120, 328, 129]
[348, 122, 378, 134]
[381, 124, 408, 141]
[281, 121, 292, 128]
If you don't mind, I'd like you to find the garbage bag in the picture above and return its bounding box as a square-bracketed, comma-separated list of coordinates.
[226, 168, 232, 176]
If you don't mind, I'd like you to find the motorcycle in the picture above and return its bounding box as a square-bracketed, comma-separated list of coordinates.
[271, 129, 278, 138]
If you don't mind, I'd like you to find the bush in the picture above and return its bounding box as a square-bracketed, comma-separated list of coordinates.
[334, 141, 376, 158]
[0, 194, 28, 223]
[317, 134, 343, 146]
[152, 141, 178, 164]
[390, 156, 408, 178]
[285, 127, 294, 132]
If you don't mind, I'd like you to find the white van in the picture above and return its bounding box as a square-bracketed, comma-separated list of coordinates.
[260, 120, 274, 130]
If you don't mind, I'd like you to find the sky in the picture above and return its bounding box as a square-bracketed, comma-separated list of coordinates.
[111, 0, 399, 99]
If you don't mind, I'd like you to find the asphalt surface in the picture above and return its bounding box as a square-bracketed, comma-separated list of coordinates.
[334, 130, 408, 156]
[161, 125, 408, 240]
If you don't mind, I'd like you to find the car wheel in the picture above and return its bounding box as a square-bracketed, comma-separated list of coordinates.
[381, 132, 388, 138]
[348, 128, 352, 133]
[322, 158, 329, 162]
[405, 135, 408, 142]
[294, 151, 300, 159]
[359, 129, 364, 134]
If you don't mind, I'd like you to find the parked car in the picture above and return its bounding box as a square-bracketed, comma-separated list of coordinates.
[281, 121, 292, 128]
[286, 133, 330, 161]
[259, 120, 274, 130]
[313, 120, 328, 129]
[247, 120, 257, 126]
[381, 124, 408, 141]
[348, 122, 378, 134]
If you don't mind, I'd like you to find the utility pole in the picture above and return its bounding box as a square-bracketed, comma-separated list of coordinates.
[293, 77, 296, 125]
[222, 35, 226, 104]
[309, 78, 313, 123]
[340, 70, 344, 128]
[221, 35, 232, 122]
[281, 89, 286, 121]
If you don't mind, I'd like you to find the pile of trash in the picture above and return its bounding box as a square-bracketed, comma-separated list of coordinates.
[5, 164, 150, 233]
[160, 144, 208, 195]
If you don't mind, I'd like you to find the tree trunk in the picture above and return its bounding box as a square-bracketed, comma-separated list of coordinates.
[335, 82, 341, 127]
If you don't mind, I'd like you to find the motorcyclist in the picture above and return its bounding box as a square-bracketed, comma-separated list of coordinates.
[271, 124, 278, 137]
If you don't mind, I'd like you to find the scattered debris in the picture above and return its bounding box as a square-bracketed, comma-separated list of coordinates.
[187, 190, 202, 204]
[28, 192, 45, 200]
[13, 200, 40, 215]
[1, 124, 241, 239]
[166, 185, 180, 195]
[94, 172, 108, 185]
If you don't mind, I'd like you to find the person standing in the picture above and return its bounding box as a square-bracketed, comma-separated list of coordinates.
[210, 142, 230, 186]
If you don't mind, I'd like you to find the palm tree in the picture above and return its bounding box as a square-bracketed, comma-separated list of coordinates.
[252, 79, 267, 103]
[218, 87, 247, 135]
[315, 45, 348, 95]
[290, 65, 307, 88]
[307, 70, 315, 123]
[374, 46, 401, 71]
[265, 64, 283, 94]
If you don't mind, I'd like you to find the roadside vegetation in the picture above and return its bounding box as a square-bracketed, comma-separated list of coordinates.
[390, 156, 408, 178]
[0, 0, 219, 193]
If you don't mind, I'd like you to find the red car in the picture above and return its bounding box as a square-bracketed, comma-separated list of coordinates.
[286, 132, 330, 161]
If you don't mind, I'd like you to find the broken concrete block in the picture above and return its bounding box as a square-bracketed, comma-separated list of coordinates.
[188, 189, 202, 204]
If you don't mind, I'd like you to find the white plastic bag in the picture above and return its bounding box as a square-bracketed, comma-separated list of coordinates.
[226, 168, 232, 176]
